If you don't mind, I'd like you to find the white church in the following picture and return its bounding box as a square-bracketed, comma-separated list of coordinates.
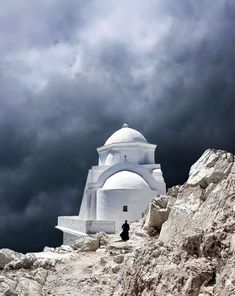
[56, 124, 166, 244]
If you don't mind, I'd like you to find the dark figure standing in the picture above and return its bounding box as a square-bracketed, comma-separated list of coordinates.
[120, 220, 130, 241]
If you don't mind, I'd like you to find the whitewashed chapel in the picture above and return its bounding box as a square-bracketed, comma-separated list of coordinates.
[56, 124, 166, 244]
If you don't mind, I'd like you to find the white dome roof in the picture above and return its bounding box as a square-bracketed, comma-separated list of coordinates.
[102, 171, 149, 189]
[105, 124, 147, 146]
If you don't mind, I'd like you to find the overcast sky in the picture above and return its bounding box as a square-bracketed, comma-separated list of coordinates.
[0, 0, 235, 252]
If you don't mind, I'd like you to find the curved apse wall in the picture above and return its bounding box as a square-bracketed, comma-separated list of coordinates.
[96, 188, 156, 230]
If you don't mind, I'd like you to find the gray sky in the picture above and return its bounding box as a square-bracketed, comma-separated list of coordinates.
[0, 0, 235, 252]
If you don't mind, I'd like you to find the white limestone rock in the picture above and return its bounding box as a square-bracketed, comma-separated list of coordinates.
[5, 253, 37, 270]
[142, 194, 176, 234]
[0, 249, 22, 269]
[129, 220, 147, 238]
[230, 234, 235, 252]
[111, 263, 120, 274]
[43, 246, 55, 252]
[113, 255, 124, 264]
[0, 274, 42, 296]
[160, 149, 235, 245]
[5, 251, 70, 271]
[31, 267, 48, 285]
[73, 236, 100, 252]
[56, 245, 73, 253]
[100, 256, 109, 265]
[117, 242, 219, 296]
[0, 275, 16, 294]
[167, 185, 181, 198]
[95, 232, 109, 246]
[72, 233, 109, 252]
[33, 251, 72, 269]
[187, 149, 233, 188]
[9, 277, 42, 296]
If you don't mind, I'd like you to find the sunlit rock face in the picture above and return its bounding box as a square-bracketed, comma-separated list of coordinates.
[159, 149, 234, 244]
[142, 193, 177, 236]
[117, 149, 235, 296]
[56, 124, 166, 243]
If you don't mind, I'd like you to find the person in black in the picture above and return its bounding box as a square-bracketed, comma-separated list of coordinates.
[120, 220, 130, 241]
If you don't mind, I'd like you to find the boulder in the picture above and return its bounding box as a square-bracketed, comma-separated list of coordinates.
[143, 195, 176, 234]
[0, 249, 22, 269]
[95, 232, 109, 246]
[56, 245, 73, 253]
[73, 236, 100, 252]
[0, 251, 14, 270]
[43, 246, 55, 252]
[0, 274, 42, 296]
[72, 232, 109, 252]
[0, 275, 16, 294]
[31, 267, 48, 285]
[6, 253, 37, 270]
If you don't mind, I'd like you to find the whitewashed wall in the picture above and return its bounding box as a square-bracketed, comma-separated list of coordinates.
[98, 146, 155, 166]
[96, 188, 157, 230]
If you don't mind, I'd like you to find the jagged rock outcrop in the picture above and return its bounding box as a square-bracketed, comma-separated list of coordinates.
[0, 249, 22, 270]
[117, 149, 235, 296]
[142, 187, 178, 235]
[160, 149, 234, 244]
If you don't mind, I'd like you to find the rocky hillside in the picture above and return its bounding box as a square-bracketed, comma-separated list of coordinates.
[0, 149, 234, 296]
[118, 149, 235, 296]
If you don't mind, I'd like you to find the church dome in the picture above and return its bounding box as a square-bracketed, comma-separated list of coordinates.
[105, 123, 147, 146]
[102, 171, 149, 189]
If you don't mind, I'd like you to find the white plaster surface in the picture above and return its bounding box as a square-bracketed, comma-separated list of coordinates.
[103, 171, 149, 189]
[57, 217, 115, 235]
[88, 162, 160, 190]
[97, 143, 156, 166]
[97, 188, 157, 230]
[105, 123, 147, 146]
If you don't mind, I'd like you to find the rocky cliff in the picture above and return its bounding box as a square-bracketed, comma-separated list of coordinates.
[0, 149, 234, 296]
[117, 149, 235, 296]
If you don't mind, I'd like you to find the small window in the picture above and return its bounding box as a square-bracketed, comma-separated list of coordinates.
[123, 205, 128, 212]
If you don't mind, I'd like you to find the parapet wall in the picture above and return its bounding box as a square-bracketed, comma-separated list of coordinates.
[57, 216, 115, 235]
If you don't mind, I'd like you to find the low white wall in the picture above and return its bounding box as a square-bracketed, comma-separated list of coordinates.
[96, 188, 157, 230]
[57, 216, 115, 234]
[58, 216, 87, 233]
[58, 216, 86, 233]
[86, 220, 115, 234]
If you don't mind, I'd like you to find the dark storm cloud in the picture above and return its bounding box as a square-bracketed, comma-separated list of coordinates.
[0, 0, 235, 252]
